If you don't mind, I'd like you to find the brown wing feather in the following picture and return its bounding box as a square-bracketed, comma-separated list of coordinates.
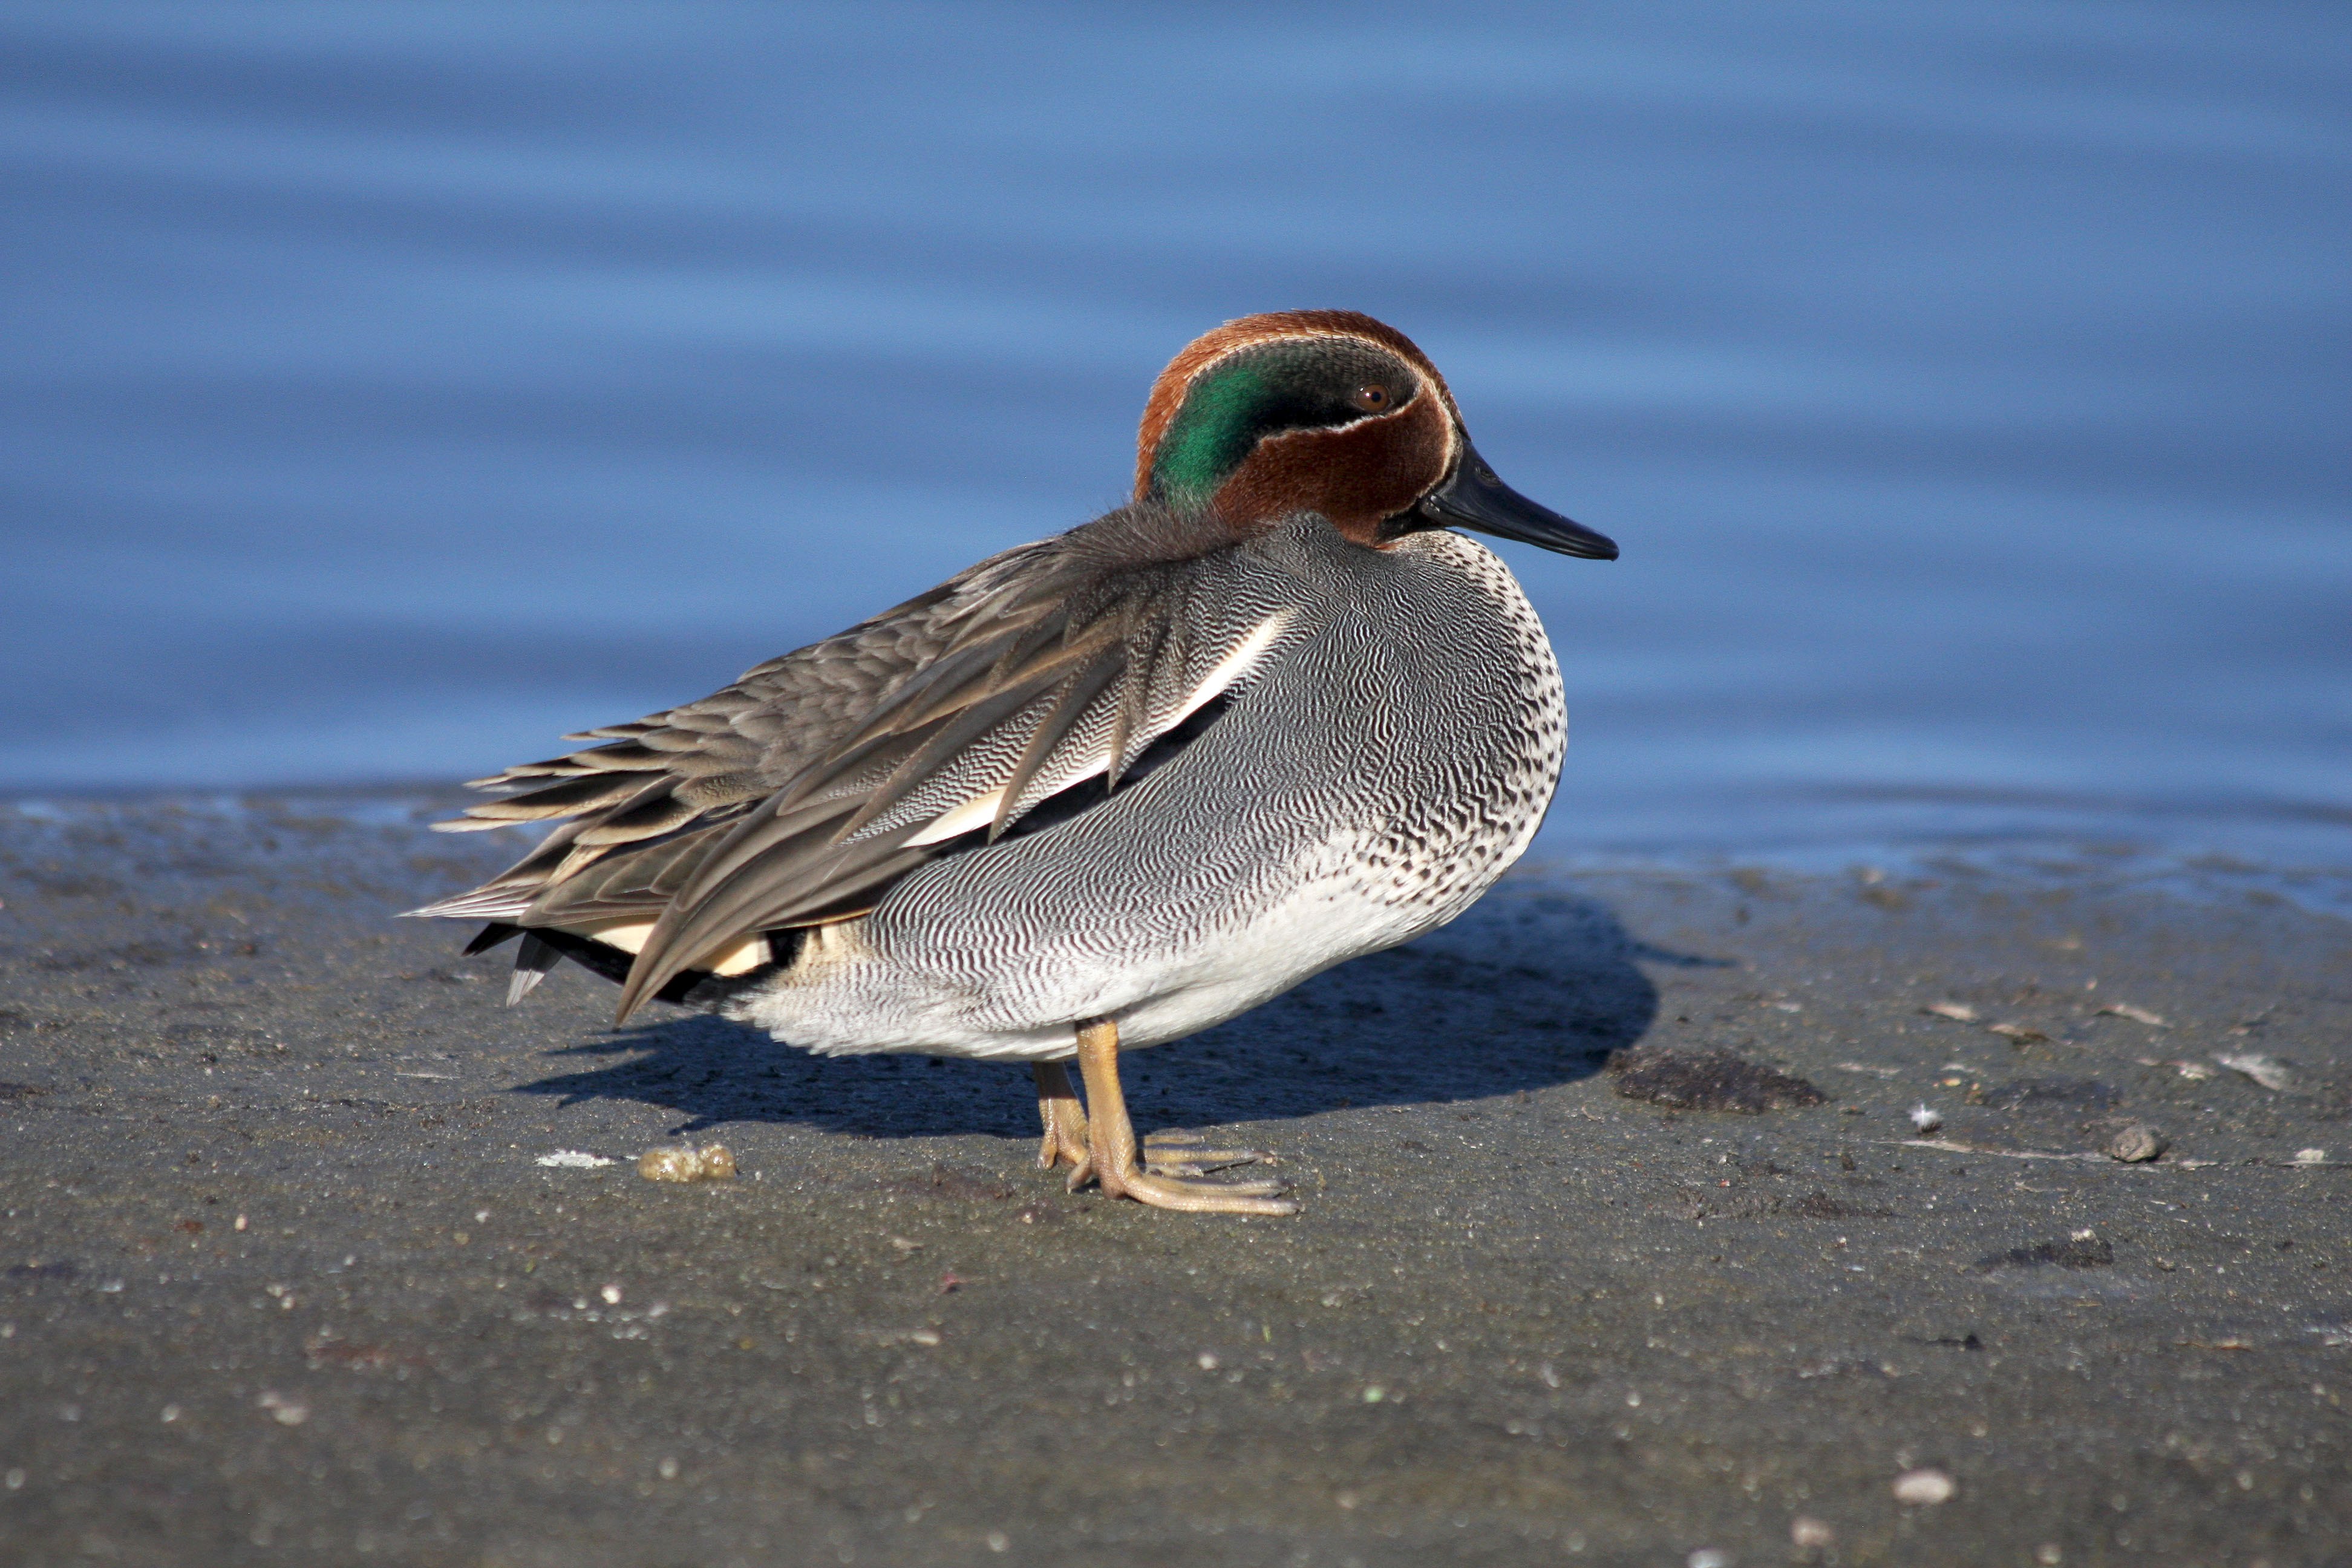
[410, 542, 1068, 918]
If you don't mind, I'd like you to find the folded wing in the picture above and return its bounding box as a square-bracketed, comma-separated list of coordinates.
[408, 502, 1301, 1022]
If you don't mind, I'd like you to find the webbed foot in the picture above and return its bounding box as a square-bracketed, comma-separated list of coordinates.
[1143, 1129, 1275, 1178]
[1070, 1019, 1298, 1216]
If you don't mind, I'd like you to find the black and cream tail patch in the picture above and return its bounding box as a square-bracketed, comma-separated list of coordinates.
[507, 933, 561, 1006]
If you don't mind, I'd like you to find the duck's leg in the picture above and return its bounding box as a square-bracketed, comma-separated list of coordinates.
[1073, 1018, 1298, 1215]
[1033, 1061, 1093, 1180]
[1034, 1061, 1257, 1184]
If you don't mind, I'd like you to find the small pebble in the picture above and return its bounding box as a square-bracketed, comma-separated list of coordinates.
[1909, 1103, 1942, 1134]
[2106, 1123, 2166, 1163]
[1791, 1516, 1835, 1549]
[637, 1144, 736, 1183]
[638, 1148, 697, 1181]
[1892, 1468, 1955, 1505]
[255, 1391, 309, 1426]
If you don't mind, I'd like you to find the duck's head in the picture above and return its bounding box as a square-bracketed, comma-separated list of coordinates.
[1134, 309, 1616, 561]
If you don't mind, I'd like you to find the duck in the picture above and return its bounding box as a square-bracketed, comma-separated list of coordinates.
[408, 309, 1616, 1215]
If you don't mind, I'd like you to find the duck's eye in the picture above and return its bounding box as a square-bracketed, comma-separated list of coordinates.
[1350, 384, 1393, 414]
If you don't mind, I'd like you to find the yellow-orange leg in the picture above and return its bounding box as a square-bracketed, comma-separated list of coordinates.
[1033, 1061, 1093, 1181]
[1072, 1018, 1298, 1215]
[1037, 1062, 1268, 1185]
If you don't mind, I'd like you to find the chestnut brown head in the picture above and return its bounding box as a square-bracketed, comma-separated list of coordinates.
[1134, 310, 1616, 560]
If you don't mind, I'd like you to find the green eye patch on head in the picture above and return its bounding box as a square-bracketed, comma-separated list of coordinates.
[1146, 337, 1419, 506]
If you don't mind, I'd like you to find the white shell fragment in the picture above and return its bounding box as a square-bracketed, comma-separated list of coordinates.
[1892, 1468, 1956, 1505]
[2215, 1053, 2293, 1091]
[256, 1391, 309, 1426]
[637, 1144, 737, 1183]
[1909, 1103, 1943, 1134]
[2097, 1002, 2170, 1027]
[535, 1151, 615, 1169]
[1922, 1002, 1978, 1022]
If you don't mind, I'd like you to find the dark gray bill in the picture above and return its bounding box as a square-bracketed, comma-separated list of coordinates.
[1414, 438, 1618, 560]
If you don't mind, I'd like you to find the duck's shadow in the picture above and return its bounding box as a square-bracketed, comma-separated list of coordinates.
[517, 890, 1707, 1138]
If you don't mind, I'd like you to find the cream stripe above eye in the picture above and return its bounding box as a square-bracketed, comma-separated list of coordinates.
[906, 609, 1297, 848]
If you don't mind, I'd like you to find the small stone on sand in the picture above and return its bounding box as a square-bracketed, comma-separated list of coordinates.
[637, 1144, 736, 1183]
[256, 1391, 309, 1426]
[1606, 1045, 1825, 1114]
[1892, 1468, 1955, 1505]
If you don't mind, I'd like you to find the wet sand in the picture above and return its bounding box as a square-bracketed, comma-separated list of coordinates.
[1, 799, 2345, 1566]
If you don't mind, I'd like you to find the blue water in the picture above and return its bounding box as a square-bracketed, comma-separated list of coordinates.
[4, 2, 2346, 866]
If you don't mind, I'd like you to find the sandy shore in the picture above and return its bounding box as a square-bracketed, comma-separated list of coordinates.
[1, 797, 2345, 1566]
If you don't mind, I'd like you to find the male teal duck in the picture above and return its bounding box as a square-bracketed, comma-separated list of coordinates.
[411, 310, 1616, 1215]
